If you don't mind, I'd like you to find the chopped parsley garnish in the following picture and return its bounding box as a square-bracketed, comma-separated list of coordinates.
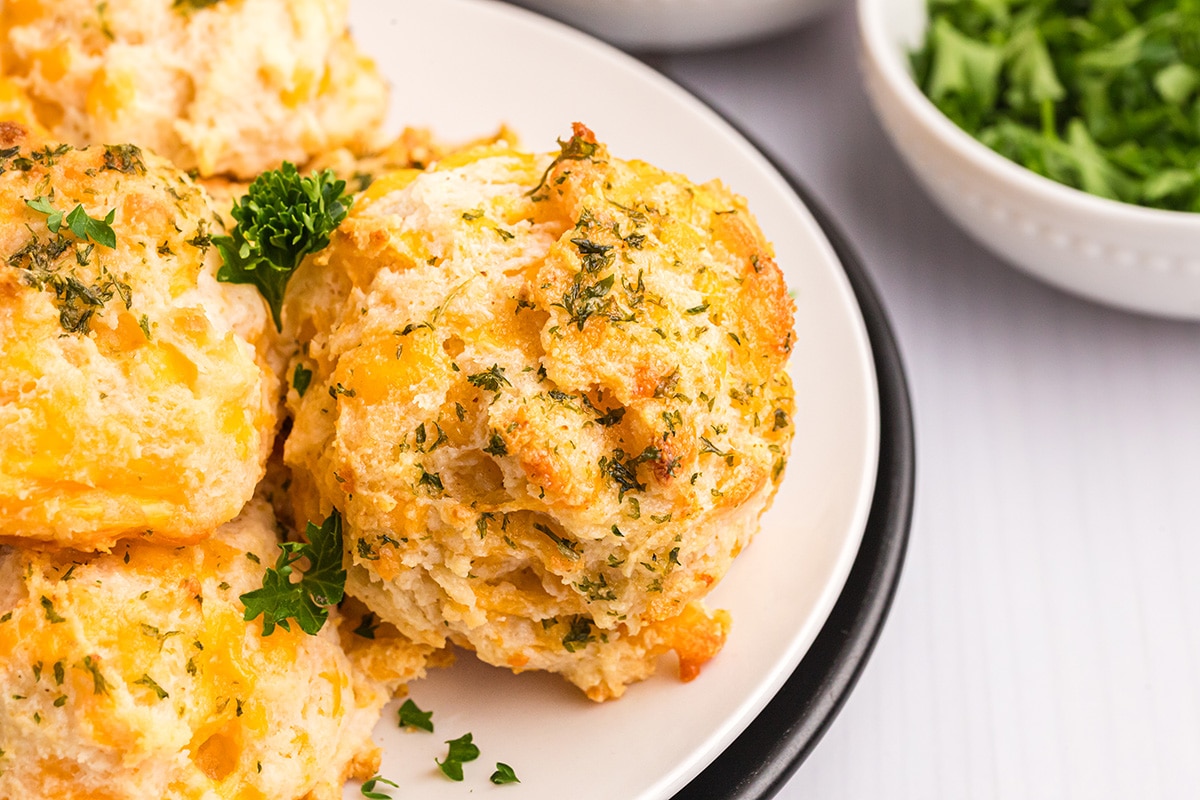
[360, 775, 399, 799]
[214, 163, 350, 330]
[414, 422, 448, 453]
[352, 612, 379, 639]
[593, 406, 625, 427]
[528, 126, 599, 199]
[40, 596, 65, 624]
[27, 143, 71, 167]
[912, 0, 1200, 210]
[76, 656, 110, 695]
[700, 436, 735, 466]
[187, 220, 212, 253]
[26, 197, 117, 249]
[292, 363, 313, 397]
[417, 465, 444, 493]
[483, 430, 508, 457]
[102, 144, 145, 174]
[398, 698, 434, 732]
[534, 523, 580, 561]
[599, 447, 659, 500]
[561, 616, 596, 652]
[466, 364, 511, 395]
[571, 237, 614, 274]
[491, 763, 520, 784]
[575, 573, 617, 602]
[240, 510, 346, 636]
[437, 733, 480, 781]
[557, 272, 614, 330]
[19, 259, 132, 335]
[7, 222, 134, 334]
[172, 0, 223, 12]
[134, 674, 169, 699]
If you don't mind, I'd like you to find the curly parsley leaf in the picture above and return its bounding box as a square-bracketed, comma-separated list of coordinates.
[466, 364, 511, 395]
[397, 698, 434, 732]
[240, 510, 346, 636]
[436, 732, 480, 781]
[40, 596, 65, 623]
[360, 775, 398, 799]
[214, 163, 351, 330]
[26, 197, 117, 248]
[490, 762, 520, 785]
[292, 363, 313, 397]
[352, 611, 378, 639]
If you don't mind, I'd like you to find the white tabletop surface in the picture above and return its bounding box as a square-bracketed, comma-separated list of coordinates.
[639, 4, 1200, 799]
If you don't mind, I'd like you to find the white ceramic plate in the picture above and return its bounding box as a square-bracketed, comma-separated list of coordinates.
[343, 1, 880, 797]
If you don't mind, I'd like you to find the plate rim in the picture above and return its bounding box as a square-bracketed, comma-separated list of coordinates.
[664, 98, 916, 799]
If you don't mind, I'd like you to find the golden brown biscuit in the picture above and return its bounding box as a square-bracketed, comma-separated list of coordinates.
[0, 496, 435, 800]
[1, 0, 387, 178]
[283, 125, 796, 700]
[0, 124, 274, 550]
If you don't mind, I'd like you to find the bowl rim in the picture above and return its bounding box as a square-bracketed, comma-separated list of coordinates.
[512, 0, 843, 52]
[856, 0, 1200, 233]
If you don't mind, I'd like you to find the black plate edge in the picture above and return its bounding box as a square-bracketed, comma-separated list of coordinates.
[667, 101, 917, 799]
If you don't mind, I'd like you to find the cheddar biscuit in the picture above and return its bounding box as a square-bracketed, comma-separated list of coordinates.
[0, 497, 433, 800]
[283, 126, 796, 700]
[0, 124, 274, 550]
[0, 0, 387, 178]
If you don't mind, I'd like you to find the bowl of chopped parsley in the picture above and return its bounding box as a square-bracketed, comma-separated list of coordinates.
[858, 0, 1200, 318]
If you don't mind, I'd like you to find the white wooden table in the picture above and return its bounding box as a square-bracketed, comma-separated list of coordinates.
[650, 5, 1200, 798]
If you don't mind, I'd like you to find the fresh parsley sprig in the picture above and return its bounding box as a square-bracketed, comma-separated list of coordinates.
[214, 163, 351, 330]
[436, 733, 481, 781]
[240, 510, 346, 636]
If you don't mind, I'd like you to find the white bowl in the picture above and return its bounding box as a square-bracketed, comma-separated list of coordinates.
[858, 0, 1200, 319]
[507, 0, 842, 51]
